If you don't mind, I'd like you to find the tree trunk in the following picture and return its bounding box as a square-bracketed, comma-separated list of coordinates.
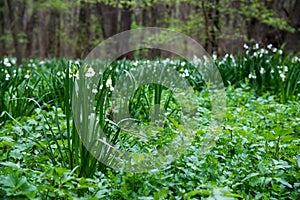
[119, 3, 132, 59]
[0, 0, 6, 58]
[77, 2, 92, 58]
[25, 5, 37, 58]
[98, 3, 119, 39]
[6, 0, 23, 64]
[285, 0, 300, 52]
[201, 0, 212, 53]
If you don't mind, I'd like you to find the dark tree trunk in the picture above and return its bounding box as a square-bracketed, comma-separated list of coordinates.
[6, 0, 23, 64]
[98, 3, 119, 39]
[285, 0, 300, 52]
[77, 2, 92, 58]
[25, 7, 37, 58]
[0, 0, 6, 58]
[119, 3, 133, 59]
[201, 0, 212, 53]
[48, 10, 59, 57]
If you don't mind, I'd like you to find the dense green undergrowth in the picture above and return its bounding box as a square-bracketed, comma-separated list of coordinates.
[0, 46, 299, 199]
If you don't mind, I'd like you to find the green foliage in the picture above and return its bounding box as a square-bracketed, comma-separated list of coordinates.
[217, 44, 300, 103]
[0, 49, 299, 199]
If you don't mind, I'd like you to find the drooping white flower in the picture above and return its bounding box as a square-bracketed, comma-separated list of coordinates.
[5, 73, 10, 80]
[280, 73, 286, 81]
[85, 67, 95, 77]
[248, 73, 257, 79]
[106, 78, 112, 88]
[184, 69, 189, 77]
[267, 44, 272, 49]
[25, 74, 30, 79]
[92, 89, 98, 94]
[212, 54, 217, 61]
[3, 58, 11, 67]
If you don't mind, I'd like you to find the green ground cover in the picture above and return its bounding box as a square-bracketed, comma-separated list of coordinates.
[0, 45, 299, 199]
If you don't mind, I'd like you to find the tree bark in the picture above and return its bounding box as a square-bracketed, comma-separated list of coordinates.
[98, 2, 119, 39]
[0, 0, 6, 58]
[285, 0, 300, 52]
[119, 3, 132, 59]
[6, 0, 23, 64]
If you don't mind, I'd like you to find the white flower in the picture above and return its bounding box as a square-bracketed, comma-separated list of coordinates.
[28, 63, 36, 68]
[57, 72, 61, 76]
[184, 69, 189, 77]
[25, 74, 30, 79]
[254, 43, 259, 50]
[267, 44, 272, 49]
[278, 50, 283, 55]
[11, 58, 16, 65]
[85, 67, 95, 77]
[248, 73, 256, 79]
[3, 58, 11, 67]
[284, 66, 288, 72]
[273, 48, 277, 53]
[243, 44, 249, 49]
[5, 73, 10, 80]
[133, 61, 138, 67]
[212, 54, 217, 61]
[99, 85, 103, 90]
[106, 79, 112, 87]
[92, 89, 98, 94]
[110, 87, 114, 91]
[280, 73, 286, 81]
[260, 68, 265, 74]
[39, 61, 46, 65]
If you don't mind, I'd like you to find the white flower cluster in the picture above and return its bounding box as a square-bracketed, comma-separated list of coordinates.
[85, 67, 96, 77]
[106, 78, 114, 91]
[1, 58, 33, 80]
[179, 68, 189, 78]
[54, 61, 79, 79]
[244, 43, 283, 57]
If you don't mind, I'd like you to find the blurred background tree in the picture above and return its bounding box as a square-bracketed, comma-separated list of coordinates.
[1, 0, 299, 63]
